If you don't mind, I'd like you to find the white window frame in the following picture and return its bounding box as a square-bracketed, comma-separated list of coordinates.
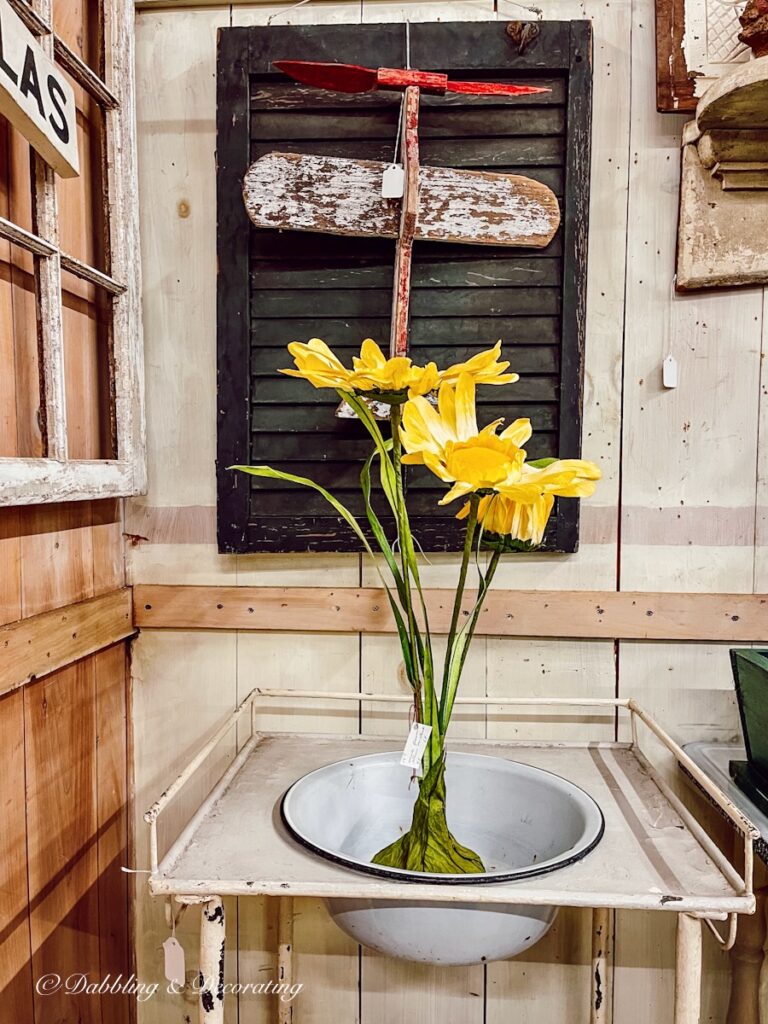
[0, 0, 144, 505]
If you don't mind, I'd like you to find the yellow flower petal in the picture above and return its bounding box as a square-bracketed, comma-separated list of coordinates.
[500, 418, 532, 446]
[440, 341, 520, 388]
[358, 338, 387, 367]
[454, 374, 478, 440]
[439, 480, 475, 505]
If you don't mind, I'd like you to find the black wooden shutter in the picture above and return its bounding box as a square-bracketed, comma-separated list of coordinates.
[217, 21, 592, 553]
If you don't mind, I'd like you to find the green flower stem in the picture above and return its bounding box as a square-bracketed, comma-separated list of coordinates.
[390, 404, 440, 772]
[441, 548, 503, 732]
[439, 493, 479, 728]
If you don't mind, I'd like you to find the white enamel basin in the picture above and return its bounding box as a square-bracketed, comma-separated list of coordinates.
[281, 750, 604, 965]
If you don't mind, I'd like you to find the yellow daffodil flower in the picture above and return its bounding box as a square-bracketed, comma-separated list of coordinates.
[458, 491, 555, 545]
[440, 340, 519, 388]
[281, 337, 438, 400]
[281, 338, 518, 400]
[350, 339, 440, 398]
[457, 459, 602, 545]
[400, 374, 533, 504]
[280, 338, 355, 390]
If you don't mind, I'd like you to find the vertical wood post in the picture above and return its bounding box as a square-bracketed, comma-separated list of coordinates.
[277, 896, 295, 1024]
[389, 85, 420, 358]
[675, 914, 702, 1024]
[33, 0, 67, 461]
[591, 907, 613, 1023]
[199, 897, 225, 1024]
[726, 889, 768, 1024]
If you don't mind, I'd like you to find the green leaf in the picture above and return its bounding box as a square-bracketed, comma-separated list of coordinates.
[372, 758, 485, 874]
[336, 391, 399, 513]
[231, 464, 374, 551]
[527, 457, 558, 468]
[360, 453, 418, 688]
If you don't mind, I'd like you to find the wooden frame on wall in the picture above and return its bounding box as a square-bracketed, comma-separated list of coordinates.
[655, 0, 752, 113]
[0, 0, 145, 505]
[216, 20, 592, 554]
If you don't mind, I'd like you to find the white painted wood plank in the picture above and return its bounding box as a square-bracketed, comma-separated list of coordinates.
[236, 552, 360, 586]
[486, 0, 629, 593]
[133, 8, 230, 512]
[131, 628, 238, 1024]
[128, 543, 239, 585]
[360, 954, 485, 1023]
[755, 288, 768, 593]
[485, 638, 617, 743]
[360, 632, 487, 739]
[243, 153, 560, 246]
[620, 2, 763, 595]
[131, 5, 359, 589]
[487, 907, 594, 1024]
[239, 631, 360, 734]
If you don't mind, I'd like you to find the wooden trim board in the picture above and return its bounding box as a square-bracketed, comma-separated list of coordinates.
[133, 585, 768, 642]
[0, 588, 134, 695]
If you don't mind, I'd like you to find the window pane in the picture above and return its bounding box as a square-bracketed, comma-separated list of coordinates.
[62, 269, 114, 460]
[0, 121, 43, 459]
[53, 0, 103, 77]
[57, 71, 109, 274]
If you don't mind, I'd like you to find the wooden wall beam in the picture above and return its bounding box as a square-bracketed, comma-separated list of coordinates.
[133, 585, 768, 643]
[0, 589, 134, 696]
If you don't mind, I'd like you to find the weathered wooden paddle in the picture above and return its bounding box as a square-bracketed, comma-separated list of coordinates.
[243, 62, 561, 358]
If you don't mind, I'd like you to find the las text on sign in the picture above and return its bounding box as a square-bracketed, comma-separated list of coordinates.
[0, 0, 79, 178]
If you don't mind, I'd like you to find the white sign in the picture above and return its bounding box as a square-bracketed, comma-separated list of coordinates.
[0, 0, 79, 178]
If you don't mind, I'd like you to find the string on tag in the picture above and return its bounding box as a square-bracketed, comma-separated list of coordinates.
[392, 94, 405, 165]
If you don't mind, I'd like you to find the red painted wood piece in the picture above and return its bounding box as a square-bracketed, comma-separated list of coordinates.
[390, 86, 420, 357]
[273, 60, 550, 97]
[376, 68, 447, 93]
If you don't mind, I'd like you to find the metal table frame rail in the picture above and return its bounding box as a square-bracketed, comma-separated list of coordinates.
[144, 690, 759, 1024]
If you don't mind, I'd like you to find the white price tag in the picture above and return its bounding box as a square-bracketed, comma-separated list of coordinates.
[381, 163, 405, 198]
[163, 936, 186, 986]
[662, 354, 678, 389]
[401, 723, 432, 770]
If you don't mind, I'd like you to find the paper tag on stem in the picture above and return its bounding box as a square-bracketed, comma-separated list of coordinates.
[401, 723, 432, 770]
[163, 936, 185, 986]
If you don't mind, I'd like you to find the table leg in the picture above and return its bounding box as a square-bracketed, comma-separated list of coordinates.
[591, 907, 613, 1023]
[199, 896, 225, 1024]
[278, 896, 295, 1024]
[675, 914, 702, 1024]
[726, 890, 767, 1024]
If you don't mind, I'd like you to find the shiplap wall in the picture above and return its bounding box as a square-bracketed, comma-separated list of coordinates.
[129, 1, 766, 1021]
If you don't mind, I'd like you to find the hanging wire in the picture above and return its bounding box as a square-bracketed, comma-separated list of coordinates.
[391, 21, 412, 164]
[495, 0, 544, 19]
[267, 0, 315, 26]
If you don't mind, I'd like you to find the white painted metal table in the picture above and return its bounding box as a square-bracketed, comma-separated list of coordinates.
[684, 742, 768, 862]
[145, 693, 758, 1024]
[682, 742, 768, 1024]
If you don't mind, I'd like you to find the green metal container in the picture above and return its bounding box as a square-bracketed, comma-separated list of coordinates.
[730, 648, 768, 815]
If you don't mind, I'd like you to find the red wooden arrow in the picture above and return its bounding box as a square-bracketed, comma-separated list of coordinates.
[273, 60, 550, 96]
